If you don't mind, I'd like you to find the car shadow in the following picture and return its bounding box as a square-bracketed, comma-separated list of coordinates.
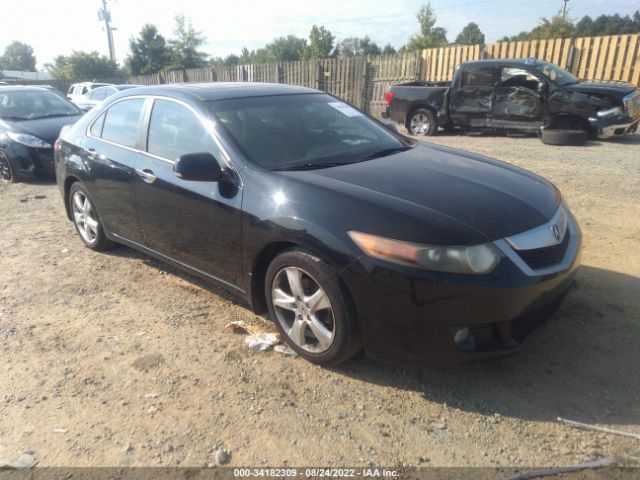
[102, 245, 250, 308]
[333, 265, 640, 426]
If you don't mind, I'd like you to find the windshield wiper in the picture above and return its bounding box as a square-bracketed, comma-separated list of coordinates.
[29, 113, 79, 119]
[361, 146, 411, 161]
[271, 162, 349, 171]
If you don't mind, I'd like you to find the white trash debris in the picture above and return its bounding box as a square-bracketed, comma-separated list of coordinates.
[274, 344, 298, 357]
[0, 452, 38, 470]
[245, 333, 279, 352]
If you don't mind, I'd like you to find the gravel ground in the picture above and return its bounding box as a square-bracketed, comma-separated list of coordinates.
[1, 133, 639, 470]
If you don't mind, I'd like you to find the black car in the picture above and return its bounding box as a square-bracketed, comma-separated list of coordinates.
[0, 86, 82, 182]
[384, 58, 640, 145]
[55, 83, 581, 366]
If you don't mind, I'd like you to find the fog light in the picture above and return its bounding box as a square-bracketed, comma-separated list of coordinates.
[453, 327, 476, 352]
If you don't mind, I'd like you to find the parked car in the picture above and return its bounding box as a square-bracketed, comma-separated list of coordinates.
[67, 82, 113, 106]
[74, 84, 142, 112]
[0, 86, 82, 182]
[383, 58, 640, 145]
[55, 83, 581, 366]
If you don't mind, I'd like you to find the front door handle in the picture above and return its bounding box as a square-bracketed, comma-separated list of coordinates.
[135, 168, 157, 184]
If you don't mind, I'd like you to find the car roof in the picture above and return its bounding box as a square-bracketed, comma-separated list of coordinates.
[0, 85, 53, 93]
[125, 82, 320, 102]
[460, 58, 546, 69]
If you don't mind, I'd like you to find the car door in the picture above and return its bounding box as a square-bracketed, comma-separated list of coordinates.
[134, 98, 243, 288]
[84, 97, 145, 243]
[449, 65, 497, 128]
[492, 66, 546, 130]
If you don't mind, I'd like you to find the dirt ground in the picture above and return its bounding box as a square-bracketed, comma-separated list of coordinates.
[1, 133, 639, 470]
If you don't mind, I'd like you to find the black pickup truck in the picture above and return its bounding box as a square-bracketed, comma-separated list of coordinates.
[383, 58, 640, 145]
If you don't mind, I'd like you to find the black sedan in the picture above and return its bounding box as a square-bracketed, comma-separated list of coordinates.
[54, 83, 581, 366]
[1, 86, 82, 182]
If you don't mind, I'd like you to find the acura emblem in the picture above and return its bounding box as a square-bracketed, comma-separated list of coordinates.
[551, 224, 561, 242]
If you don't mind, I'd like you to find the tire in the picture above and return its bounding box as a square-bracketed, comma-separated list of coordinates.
[406, 108, 437, 136]
[68, 183, 115, 251]
[265, 249, 362, 366]
[540, 128, 588, 146]
[0, 150, 20, 183]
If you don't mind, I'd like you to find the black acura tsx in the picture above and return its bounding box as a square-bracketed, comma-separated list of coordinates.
[55, 82, 581, 366]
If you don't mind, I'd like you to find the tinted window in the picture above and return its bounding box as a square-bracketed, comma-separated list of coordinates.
[101, 98, 144, 148]
[500, 67, 542, 91]
[460, 67, 495, 87]
[90, 112, 106, 137]
[0, 90, 80, 120]
[147, 100, 219, 161]
[210, 94, 407, 170]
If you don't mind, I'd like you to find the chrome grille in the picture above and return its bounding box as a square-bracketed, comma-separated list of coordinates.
[624, 90, 640, 119]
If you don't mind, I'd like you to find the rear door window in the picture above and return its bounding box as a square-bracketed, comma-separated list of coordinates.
[460, 66, 495, 87]
[146, 99, 220, 161]
[101, 98, 145, 148]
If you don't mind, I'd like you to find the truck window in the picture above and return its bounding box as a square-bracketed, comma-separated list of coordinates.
[500, 67, 542, 92]
[460, 67, 495, 87]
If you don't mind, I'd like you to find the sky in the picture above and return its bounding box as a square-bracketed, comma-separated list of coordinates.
[2, 0, 639, 70]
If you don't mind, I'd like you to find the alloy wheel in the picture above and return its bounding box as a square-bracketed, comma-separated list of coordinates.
[410, 113, 431, 135]
[72, 191, 99, 244]
[271, 266, 335, 353]
[0, 152, 12, 182]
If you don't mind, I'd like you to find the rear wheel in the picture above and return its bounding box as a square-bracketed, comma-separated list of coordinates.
[540, 129, 588, 146]
[407, 108, 437, 136]
[265, 249, 361, 365]
[69, 183, 114, 251]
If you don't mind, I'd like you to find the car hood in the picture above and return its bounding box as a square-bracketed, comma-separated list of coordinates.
[2, 115, 82, 144]
[282, 143, 560, 245]
[564, 81, 636, 97]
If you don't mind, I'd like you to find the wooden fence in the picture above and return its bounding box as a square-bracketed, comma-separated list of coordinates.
[129, 33, 640, 117]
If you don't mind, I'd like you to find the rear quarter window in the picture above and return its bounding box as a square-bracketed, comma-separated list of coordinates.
[100, 98, 145, 148]
[460, 67, 495, 87]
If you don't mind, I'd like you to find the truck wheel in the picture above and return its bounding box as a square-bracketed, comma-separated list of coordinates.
[540, 129, 588, 146]
[407, 109, 437, 136]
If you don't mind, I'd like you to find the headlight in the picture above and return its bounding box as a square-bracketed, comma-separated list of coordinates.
[597, 107, 623, 118]
[7, 132, 51, 149]
[348, 231, 502, 274]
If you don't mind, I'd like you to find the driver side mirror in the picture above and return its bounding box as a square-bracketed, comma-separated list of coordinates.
[174, 152, 223, 182]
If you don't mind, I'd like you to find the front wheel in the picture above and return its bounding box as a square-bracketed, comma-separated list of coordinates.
[265, 249, 362, 365]
[407, 108, 437, 136]
[0, 150, 20, 183]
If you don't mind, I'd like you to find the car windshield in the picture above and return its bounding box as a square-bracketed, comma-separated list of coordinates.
[532, 61, 579, 86]
[209, 93, 410, 170]
[0, 90, 80, 120]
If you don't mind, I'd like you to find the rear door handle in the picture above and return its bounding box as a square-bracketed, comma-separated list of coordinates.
[135, 168, 157, 183]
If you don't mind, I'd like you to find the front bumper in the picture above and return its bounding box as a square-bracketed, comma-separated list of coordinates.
[2, 142, 55, 178]
[341, 212, 582, 367]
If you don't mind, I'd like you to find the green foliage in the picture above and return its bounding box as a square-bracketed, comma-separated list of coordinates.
[336, 36, 381, 57]
[309, 25, 335, 59]
[46, 51, 122, 81]
[405, 2, 448, 50]
[381, 44, 397, 55]
[167, 14, 209, 69]
[126, 24, 172, 75]
[455, 22, 485, 45]
[0, 41, 37, 71]
[502, 9, 640, 41]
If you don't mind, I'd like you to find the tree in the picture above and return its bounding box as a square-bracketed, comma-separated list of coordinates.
[406, 3, 448, 51]
[455, 22, 485, 45]
[126, 24, 172, 75]
[47, 51, 122, 80]
[0, 41, 37, 71]
[309, 25, 335, 59]
[168, 14, 208, 69]
[336, 36, 381, 57]
[382, 44, 397, 55]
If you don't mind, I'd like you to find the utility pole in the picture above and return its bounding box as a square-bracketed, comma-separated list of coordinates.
[562, 0, 570, 23]
[98, 0, 116, 63]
